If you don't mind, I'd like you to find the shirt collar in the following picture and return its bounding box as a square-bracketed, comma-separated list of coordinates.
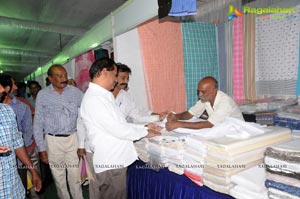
[213, 90, 221, 108]
[48, 84, 70, 92]
[88, 82, 113, 98]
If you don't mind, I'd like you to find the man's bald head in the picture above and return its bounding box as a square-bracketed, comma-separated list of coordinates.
[199, 76, 218, 89]
[197, 76, 218, 105]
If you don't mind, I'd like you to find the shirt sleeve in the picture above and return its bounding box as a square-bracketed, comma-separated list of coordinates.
[7, 106, 24, 150]
[188, 100, 206, 117]
[33, 92, 46, 152]
[77, 108, 86, 148]
[20, 105, 33, 147]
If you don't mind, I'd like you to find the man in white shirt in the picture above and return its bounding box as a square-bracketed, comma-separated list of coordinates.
[166, 76, 244, 131]
[112, 63, 168, 123]
[79, 58, 161, 199]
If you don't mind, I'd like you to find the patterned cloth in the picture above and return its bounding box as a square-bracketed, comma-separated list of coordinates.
[182, 22, 219, 108]
[265, 179, 300, 197]
[137, 19, 186, 113]
[217, 23, 227, 93]
[225, 21, 233, 97]
[232, 17, 244, 102]
[0, 104, 25, 199]
[255, 6, 299, 96]
[297, 33, 300, 97]
[243, 13, 256, 100]
[75, 50, 95, 92]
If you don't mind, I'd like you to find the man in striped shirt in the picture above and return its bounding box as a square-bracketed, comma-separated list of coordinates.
[33, 64, 83, 199]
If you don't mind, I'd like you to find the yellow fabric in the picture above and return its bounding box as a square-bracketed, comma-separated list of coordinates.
[27, 172, 33, 190]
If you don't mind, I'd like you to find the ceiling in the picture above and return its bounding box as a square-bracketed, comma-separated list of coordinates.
[0, 0, 126, 80]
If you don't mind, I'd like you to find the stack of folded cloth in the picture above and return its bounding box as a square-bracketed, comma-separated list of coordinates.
[134, 138, 150, 162]
[264, 138, 300, 199]
[229, 165, 268, 199]
[274, 106, 300, 130]
[179, 135, 208, 186]
[134, 133, 187, 171]
[203, 120, 292, 194]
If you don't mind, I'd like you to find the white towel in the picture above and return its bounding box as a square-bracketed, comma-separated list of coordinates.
[230, 165, 266, 192]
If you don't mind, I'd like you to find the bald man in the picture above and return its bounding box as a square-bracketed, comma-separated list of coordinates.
[166, 76, 244, 131]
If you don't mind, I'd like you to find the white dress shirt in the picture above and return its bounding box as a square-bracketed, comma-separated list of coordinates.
[188, 91, 244, 125]
[79, 83, 147, 173]
[116, 89, 159, 123]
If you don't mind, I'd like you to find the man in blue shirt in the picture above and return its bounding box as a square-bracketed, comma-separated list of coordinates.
[0, 80, 42, 199]
[34, 64, 83, 199]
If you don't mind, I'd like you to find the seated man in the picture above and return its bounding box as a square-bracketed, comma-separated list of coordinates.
[166, 76, 244, 131]
[112, 63, 168, 123]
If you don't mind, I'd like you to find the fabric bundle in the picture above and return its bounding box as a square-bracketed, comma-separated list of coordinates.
[264, 139, 300, 198]
[229, 165, 268, 199]
[203, 125, 292, 194]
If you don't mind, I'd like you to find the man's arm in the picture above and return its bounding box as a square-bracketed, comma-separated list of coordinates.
[76, 109, 86, 158]
[166, 120, 213, 131]
[33, 93, 48, 163]
[0, 146, 9, 153]
[15, 146, 42, 192]
[167, 111, 193, 121]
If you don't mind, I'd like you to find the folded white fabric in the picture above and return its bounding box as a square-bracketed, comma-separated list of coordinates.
[203, 172, 231, 186]
[230, 164, 266, 192]
[265, 156, 300, 173]
[203, 178, 233, 194]
[230, 185, 268, 199]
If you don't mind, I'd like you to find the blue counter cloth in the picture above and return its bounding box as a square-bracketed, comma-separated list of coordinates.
[127, 160, 234, 199]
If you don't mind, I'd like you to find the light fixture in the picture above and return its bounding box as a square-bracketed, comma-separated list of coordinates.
[90, 43, 99, 48]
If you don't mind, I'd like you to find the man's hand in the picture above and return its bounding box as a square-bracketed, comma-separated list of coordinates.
[167, 112, 178, 122]
[77, 148, 86, 158]
[147, 123, 164, 132]
[159, 111, 169, 121]
[0, 146, 9, 153]
[146, 129, 161, 138]
[31, 170, 42, 192]
[39, 151, 49, 164]
[166, 121, 180, 131]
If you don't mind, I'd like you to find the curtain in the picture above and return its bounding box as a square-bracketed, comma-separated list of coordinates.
[75, 50, 94, 92]
[225, 21, 233, 97]
[217, 23, 227, 93]
[182, 22, 219, 109]
[115, 28, 150, 111]
[137, 19, 186, 113]
[255, 8, 299, 97]
[243, 14, 256, 101]
[232, 16, 244, 102]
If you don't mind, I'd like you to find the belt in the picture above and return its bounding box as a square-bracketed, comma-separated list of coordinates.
[48, 133, 71, 137]
[0, 150, 12, 157]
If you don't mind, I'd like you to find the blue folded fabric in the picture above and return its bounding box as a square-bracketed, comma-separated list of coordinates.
[265, 179, 300, 196]
[168, 0, 196, 17]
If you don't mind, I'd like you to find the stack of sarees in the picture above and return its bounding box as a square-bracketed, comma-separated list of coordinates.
[264, 139, 300, 199]
[203, 124, 292, 194]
